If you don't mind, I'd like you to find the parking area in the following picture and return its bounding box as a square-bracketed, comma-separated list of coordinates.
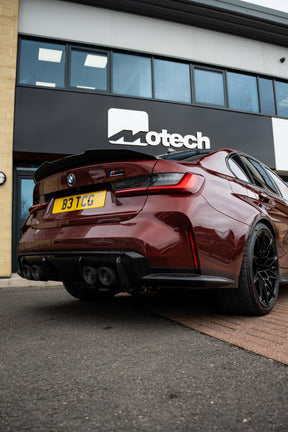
[145, 286, 288, 366]
[1, 275, 288, 365]
[1, 284, 287, 432]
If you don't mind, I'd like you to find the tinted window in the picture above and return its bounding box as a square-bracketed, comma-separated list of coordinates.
[112, 53, 152, 98]
[194, 68, 225, 106]
[227, 72, 259, 113]
[267, 170, 288, 201]
[70, 49, 108, 91]
[154, 59, 191, 103]
[244, 157, 278, 194]
[228, 157, 250, 182]
[18, 39, 65, 88]
[259, 78, 276, 115]
[275, 81, 288, 118]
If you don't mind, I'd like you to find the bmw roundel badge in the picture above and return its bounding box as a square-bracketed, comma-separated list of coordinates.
[67, 173, 75, 186]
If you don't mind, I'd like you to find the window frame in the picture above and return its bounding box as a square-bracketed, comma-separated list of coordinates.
[275, 80, 288, 118]
[227, 153, 282, 198]
[68, 45, 110, 94]
[16, 36, 288, 120]
[152, 56, 192, 104]
[226, 71, 260, 114]
[112, 51, 153, 99]
[265, 168, 288, 202]
[17, 37, 67, 90]
[258, 76, 277, 116]
[192, 65, 227, 108]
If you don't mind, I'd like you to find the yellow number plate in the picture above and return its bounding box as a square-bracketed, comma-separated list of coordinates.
[53, 190, 106, 214]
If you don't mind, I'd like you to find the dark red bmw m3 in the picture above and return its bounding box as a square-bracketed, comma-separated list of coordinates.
[17, 148, 288, 315]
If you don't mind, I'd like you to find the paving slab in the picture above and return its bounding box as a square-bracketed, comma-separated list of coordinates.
[145, 286, 288, 365]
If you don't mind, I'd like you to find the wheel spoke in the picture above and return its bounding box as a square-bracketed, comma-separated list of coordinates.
[252, 228, 278, 308]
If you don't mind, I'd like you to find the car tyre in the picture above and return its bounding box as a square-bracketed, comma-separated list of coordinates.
[63, 282, 116, 301]
[217, 223, 279, 315]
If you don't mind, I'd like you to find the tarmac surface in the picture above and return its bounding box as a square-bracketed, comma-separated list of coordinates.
[0, 282, 287, 431]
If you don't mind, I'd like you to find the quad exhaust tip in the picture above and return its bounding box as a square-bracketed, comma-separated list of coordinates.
[20, 262, 119, 288]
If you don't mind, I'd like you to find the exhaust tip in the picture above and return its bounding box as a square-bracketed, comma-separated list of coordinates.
[82, 266, 98, 286]
[22, 264, 32, 280]
[98, 267, 117, 287]
[30, 265, 43, 281]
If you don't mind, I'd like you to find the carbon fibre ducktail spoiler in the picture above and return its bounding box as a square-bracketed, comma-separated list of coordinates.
[33, 149, 157, 183]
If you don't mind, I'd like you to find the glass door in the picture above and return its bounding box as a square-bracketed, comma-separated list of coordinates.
[13, 168, 37, 272]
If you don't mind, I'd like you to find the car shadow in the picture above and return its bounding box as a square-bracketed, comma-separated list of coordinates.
[26, 283, 288, 326]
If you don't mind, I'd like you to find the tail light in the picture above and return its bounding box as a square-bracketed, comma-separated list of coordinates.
[113, 172, 204, 197]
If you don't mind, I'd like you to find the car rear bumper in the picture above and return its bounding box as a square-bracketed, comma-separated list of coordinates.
[18, 251, 238, 290]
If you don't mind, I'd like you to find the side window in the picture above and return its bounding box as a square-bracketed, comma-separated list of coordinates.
[244, 157, 278, 194]
[267, 169, 288, 201]
[228, 156, 250, 182]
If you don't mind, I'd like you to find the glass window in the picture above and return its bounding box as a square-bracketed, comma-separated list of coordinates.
[154, 59, 191, 103]
[275, 81, 288, 118]
[268, 170, 288, 201]
[259, 78, 276, 115]
[112, 53, 152, 98]
[227, 72, 259, 113]
[228, 157, 250, 182]
[70, 49, 108, 91]
[21, 179, 35, 225]
[244, 157, 278, 194]
[194, 68, 225, 106]
[18, 39, 65, 88]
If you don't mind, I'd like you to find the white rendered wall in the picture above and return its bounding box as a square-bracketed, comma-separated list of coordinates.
[272, 118, 288, 172]
[19, 0, 288, 79]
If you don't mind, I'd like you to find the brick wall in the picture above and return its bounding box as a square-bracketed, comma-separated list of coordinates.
[0, 0, 18, 276]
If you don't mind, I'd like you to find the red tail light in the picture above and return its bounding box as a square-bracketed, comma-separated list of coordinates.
[113, 173, 204, 197]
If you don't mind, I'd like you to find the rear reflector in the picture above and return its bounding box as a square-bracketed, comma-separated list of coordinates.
[113, 172, 204, 197]
[189, 230, 199, 268]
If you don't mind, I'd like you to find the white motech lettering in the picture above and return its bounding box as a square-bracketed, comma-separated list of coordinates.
[108, 108, 211, 149]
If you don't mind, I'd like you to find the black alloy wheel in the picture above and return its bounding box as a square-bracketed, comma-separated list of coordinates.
[251, 225, 278, 309]
[217, 223, 279, 315]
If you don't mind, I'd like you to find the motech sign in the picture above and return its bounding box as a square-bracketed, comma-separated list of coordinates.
[108, 108, 211, 149]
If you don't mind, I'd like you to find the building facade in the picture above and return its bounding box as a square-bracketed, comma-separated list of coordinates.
[1, 0, 288, 276]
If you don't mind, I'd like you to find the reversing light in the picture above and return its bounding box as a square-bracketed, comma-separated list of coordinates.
[113, 172, 204, 197]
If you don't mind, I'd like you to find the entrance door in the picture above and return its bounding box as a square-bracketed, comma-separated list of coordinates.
[13, 168, 37, 272]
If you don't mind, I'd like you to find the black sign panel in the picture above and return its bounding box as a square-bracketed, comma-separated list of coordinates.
[14, 87, 275, 167]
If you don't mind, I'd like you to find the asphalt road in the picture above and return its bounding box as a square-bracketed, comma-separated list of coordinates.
[0, 286, 287, 432]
